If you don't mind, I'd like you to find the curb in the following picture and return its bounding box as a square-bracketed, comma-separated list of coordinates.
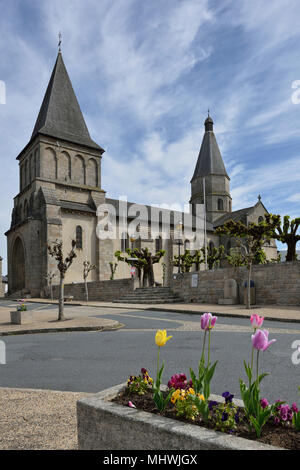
[0, 322, 124, 337]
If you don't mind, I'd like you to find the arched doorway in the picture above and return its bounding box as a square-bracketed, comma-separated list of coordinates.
[12, 237, 26, 292]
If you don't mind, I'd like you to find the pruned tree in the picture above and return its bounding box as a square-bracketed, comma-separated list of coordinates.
[172, 249, 194, 273]
[47, 240, 77, 321]
[226, 247, 247, 267]
[115, 247, 165, 287]
[193, 249, 204, 271]
[109, 262, 118, 280]
[215, 218, 277, 309]
[201, 245, 225, 270]
[83, 260, 96, 302]
[265, 214, 300, 262]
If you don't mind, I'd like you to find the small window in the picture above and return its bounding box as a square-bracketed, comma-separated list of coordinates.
[218, 199, 223, 211]
[258, 216, 264, 223]
[226, 240, 231, 254]
[76, 226, 83, 249]
[155, 236, 162, 252]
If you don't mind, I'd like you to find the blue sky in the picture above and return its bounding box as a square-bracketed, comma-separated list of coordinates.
[0, 0, 300, 272]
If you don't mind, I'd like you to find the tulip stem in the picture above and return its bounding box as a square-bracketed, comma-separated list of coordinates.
[157, 346, 160, 379]
[208, 329, 211, 367]
[256, 350, 260, 387]
[201, 330, 207, 364]
[250, 346, 254, 386]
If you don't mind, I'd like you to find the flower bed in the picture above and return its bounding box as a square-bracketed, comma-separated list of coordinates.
[112, 384, 299, 450]
[112, 314, 300, 450]
[77, 313, 300, 450]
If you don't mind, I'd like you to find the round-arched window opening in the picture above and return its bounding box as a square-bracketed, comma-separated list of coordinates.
[218, 199, 224, 211]
[76, 226, 83, 249]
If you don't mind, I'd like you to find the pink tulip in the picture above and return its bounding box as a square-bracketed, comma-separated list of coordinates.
[250, 314, 264, 329]
[201, 313, 217, 331]
[252, 329, 276, 352]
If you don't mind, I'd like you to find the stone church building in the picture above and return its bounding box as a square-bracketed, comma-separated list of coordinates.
[5, 51, 277, 297]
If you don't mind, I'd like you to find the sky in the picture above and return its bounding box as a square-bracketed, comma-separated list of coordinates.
[0, 0, 300, 272]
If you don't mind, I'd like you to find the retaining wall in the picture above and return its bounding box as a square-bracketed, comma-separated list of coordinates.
[170, 261, 300, 305]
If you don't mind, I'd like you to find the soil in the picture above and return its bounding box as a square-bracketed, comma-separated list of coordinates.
[112, 389, 300, 450]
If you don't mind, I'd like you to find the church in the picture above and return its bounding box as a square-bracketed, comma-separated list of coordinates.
[5, 51, 277, 297]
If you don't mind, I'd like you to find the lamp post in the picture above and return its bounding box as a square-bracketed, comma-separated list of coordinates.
[130, 236, 136, 251]
[175, 221, 183, 274]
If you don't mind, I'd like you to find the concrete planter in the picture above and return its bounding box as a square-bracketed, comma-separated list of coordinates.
[77, 383, 282, 450]
[10, 310, 33, 325]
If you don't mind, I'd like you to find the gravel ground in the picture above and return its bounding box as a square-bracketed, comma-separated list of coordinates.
[0, 387, 90, 449]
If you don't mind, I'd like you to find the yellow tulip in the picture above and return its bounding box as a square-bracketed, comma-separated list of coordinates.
[155, 329, 173, 347]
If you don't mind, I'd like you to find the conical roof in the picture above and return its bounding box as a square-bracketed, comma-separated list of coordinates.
[191, 116, 229, 181]
[31, 52, 103, 152]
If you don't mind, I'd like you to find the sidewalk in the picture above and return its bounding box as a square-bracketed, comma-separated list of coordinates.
[0, 303, 123, 336]
[25, 298, 300, 323]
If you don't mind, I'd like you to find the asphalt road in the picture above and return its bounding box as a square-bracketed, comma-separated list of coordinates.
[0, 303, 300, 404]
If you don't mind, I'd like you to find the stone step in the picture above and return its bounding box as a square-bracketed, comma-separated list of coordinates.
[123, 292, 180, 299]
[113, 298, 183, 304]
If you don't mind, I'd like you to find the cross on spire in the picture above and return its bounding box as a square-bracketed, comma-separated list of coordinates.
[58, 32, 62, 52]
[258, 194, 262, 202]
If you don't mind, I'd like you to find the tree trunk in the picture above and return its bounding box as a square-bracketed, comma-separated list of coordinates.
[50, 281, 53, 301]
[85, 278, 88, 303]
[149, 261, 155, 287]
[143, 268, 149, 287]
[246, 263, 252, 310]
[286, 240, 297, 262]
[58, 274, 65, 321]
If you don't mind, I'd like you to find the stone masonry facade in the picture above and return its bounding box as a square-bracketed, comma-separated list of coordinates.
[52, 278, 134, 302]
[170, 261, 300, 306]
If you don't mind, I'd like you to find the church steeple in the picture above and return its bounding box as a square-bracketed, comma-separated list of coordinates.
[191, 114, 229, 182]
[190, 115, 232, 223]
[31, 52, 103, 152]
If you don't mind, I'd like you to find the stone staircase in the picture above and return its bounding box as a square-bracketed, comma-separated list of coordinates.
[113, 286, 183, 304]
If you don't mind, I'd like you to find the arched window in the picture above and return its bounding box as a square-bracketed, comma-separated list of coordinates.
[121, 232, 129, 252]
[258, 216, 264, 223]
[155, 236, 162, 252]
[226, 240, 231, 254]
[218, 199, 223, 211]
[76, 226, 83, 249]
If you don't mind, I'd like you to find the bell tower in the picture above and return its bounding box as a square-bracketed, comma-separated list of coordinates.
[190, 115, 232, 224]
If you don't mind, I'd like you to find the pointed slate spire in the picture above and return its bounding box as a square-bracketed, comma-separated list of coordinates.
[31, 52, 104, 152]
[191, 115, 229, 181]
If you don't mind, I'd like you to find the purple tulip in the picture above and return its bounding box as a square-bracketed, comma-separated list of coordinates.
[250, 314, 264, 330]
[251, 329, 276, 352]
[260, 398, 269, 409]
[201, 312, 217, 331]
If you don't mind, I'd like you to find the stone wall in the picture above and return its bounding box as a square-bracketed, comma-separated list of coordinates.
[170, 261, 300, 306]
[0, 257, 4, 297]
[52, 278, 134, 302]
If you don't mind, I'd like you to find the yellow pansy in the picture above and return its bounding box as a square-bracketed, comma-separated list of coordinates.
[155, 330, 173, 347]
